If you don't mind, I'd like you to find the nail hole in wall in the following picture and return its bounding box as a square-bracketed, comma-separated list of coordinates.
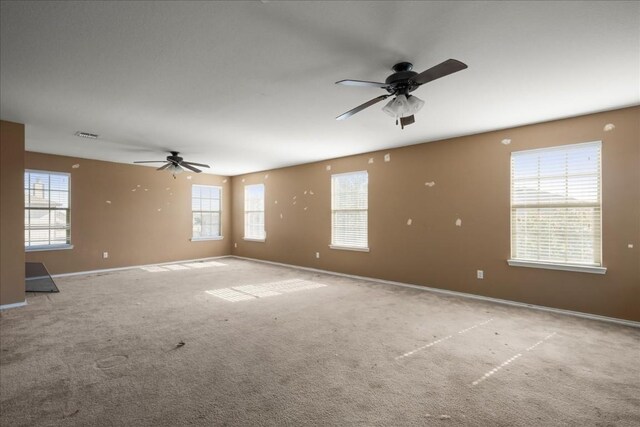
[384, 153, 391, 162]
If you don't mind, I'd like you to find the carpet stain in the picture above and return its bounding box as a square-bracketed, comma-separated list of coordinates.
[95, 355, 128, 369]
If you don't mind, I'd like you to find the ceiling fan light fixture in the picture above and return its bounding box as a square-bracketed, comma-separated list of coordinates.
[167, 163, 184, 176]
[382, 94, 424, 119]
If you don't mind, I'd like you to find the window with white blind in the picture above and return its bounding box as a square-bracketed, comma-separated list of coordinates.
[192, 185, 222, 240]
[24, 170, 72, 250]
[509, 141, 605, 273]
[331, 171, 368, 251]
[244, 184, 265, 241]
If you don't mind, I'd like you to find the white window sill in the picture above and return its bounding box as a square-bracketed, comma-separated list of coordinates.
[243, 237, 266, 242]
[507, 259, 606, 274]
[329, 245, 370, 253]
[26, 244, 74, 252]
[191, 236, 224, 241]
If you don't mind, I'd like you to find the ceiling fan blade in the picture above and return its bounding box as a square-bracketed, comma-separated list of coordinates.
[336, 94, 391, 121]
[335, 79, 389, 88]
[156, 163, 171, 171]
[180, 163, 202, 173]
[181, 161, 210, 168]
[133, 160, 166, 163]
[411, 59, 468, 85]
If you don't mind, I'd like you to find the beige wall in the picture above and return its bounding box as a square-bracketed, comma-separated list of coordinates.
[0, 120, 26, 306]
[25, 152, 231, 274]
[231, 107, 640, 321]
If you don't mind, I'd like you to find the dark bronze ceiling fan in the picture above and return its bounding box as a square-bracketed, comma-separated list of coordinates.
[134, 151, 210, 178]
[335, 59, 468, 128]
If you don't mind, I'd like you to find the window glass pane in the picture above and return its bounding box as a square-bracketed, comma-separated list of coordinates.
[191, 185, 222, 238]
[331, 172, 368, 248]
[49, 190, 69, 208]
[244, 185, 265, 239]
[511, 142, 601, 266]
[24, 171, 71, 248]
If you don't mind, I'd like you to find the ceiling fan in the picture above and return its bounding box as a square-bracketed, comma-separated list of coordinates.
[335, 59, 468, 128]
[134, 151, 210, 178]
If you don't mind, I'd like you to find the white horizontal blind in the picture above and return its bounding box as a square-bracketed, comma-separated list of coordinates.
[331, 171, 368, 249]
[24, 170, 71, 248]
[511, 141, 602, 266]
[244, 184, 265, 239]
[192, 185, 221, 238]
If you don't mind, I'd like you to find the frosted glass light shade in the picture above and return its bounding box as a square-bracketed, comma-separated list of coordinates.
[168, 164, 184, 175]
[382, 94, 425, 118]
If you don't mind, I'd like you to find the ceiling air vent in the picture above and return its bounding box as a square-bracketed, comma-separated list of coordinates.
[74, 131, 99, 139]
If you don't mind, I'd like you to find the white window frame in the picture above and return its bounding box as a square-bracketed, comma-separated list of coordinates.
[24, 169, 73, 251]
[191, 184, 223, 241]
[508, 141, 605, 274]
[244, 184, 265, 241]
[330, 170, 369, 252]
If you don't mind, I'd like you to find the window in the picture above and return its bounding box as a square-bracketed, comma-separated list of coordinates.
[331, 171, 368, 251]
[244, 184, 265, 240]
[192, 185, 222, 239]
[24, 170, 71, 250]
[509, 141, 604, 273]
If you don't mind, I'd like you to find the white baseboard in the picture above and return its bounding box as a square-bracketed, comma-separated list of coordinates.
[232, 256, 640, 329]
[50, 255, 232, 278]
[0, 300, 27, 311]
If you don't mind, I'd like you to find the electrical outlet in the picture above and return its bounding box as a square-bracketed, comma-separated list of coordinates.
[315, 252, 320, 259]
[102, 252, 109, 259]
[477, 270, 484, 279]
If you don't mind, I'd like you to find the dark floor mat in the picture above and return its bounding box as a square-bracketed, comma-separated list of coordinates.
[25, 262, 59, 293]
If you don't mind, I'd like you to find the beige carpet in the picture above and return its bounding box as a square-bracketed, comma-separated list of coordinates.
[1, 257, 638, 426]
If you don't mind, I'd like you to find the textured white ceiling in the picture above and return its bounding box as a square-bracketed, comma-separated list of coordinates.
[1, 1, 638, 176]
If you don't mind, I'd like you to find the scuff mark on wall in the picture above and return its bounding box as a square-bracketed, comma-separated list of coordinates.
[326, 165, 331, 171]
[501, 138, 512, 145]
[304, 207, 308, 211]
[384, 153, 391, 162]
[72, 164, 80, 169]
[187, 176, 192, 180]
[223, 179, 228, 183]
[604, 123, 615, 132]
[309, 190, 314, 195]
[455, 218, 462, 227]
[425, 181, 435, 187]
[105, 200, 111, 204]
[407, 219, 412, 226]
[275, 200, 278, 204]
[280, 213, 283, 219]
[368, 158, 374, 164]
[265, 174, 269, 179]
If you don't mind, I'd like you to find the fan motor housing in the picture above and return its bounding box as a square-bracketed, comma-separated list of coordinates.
[385, 63, 419, 95]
